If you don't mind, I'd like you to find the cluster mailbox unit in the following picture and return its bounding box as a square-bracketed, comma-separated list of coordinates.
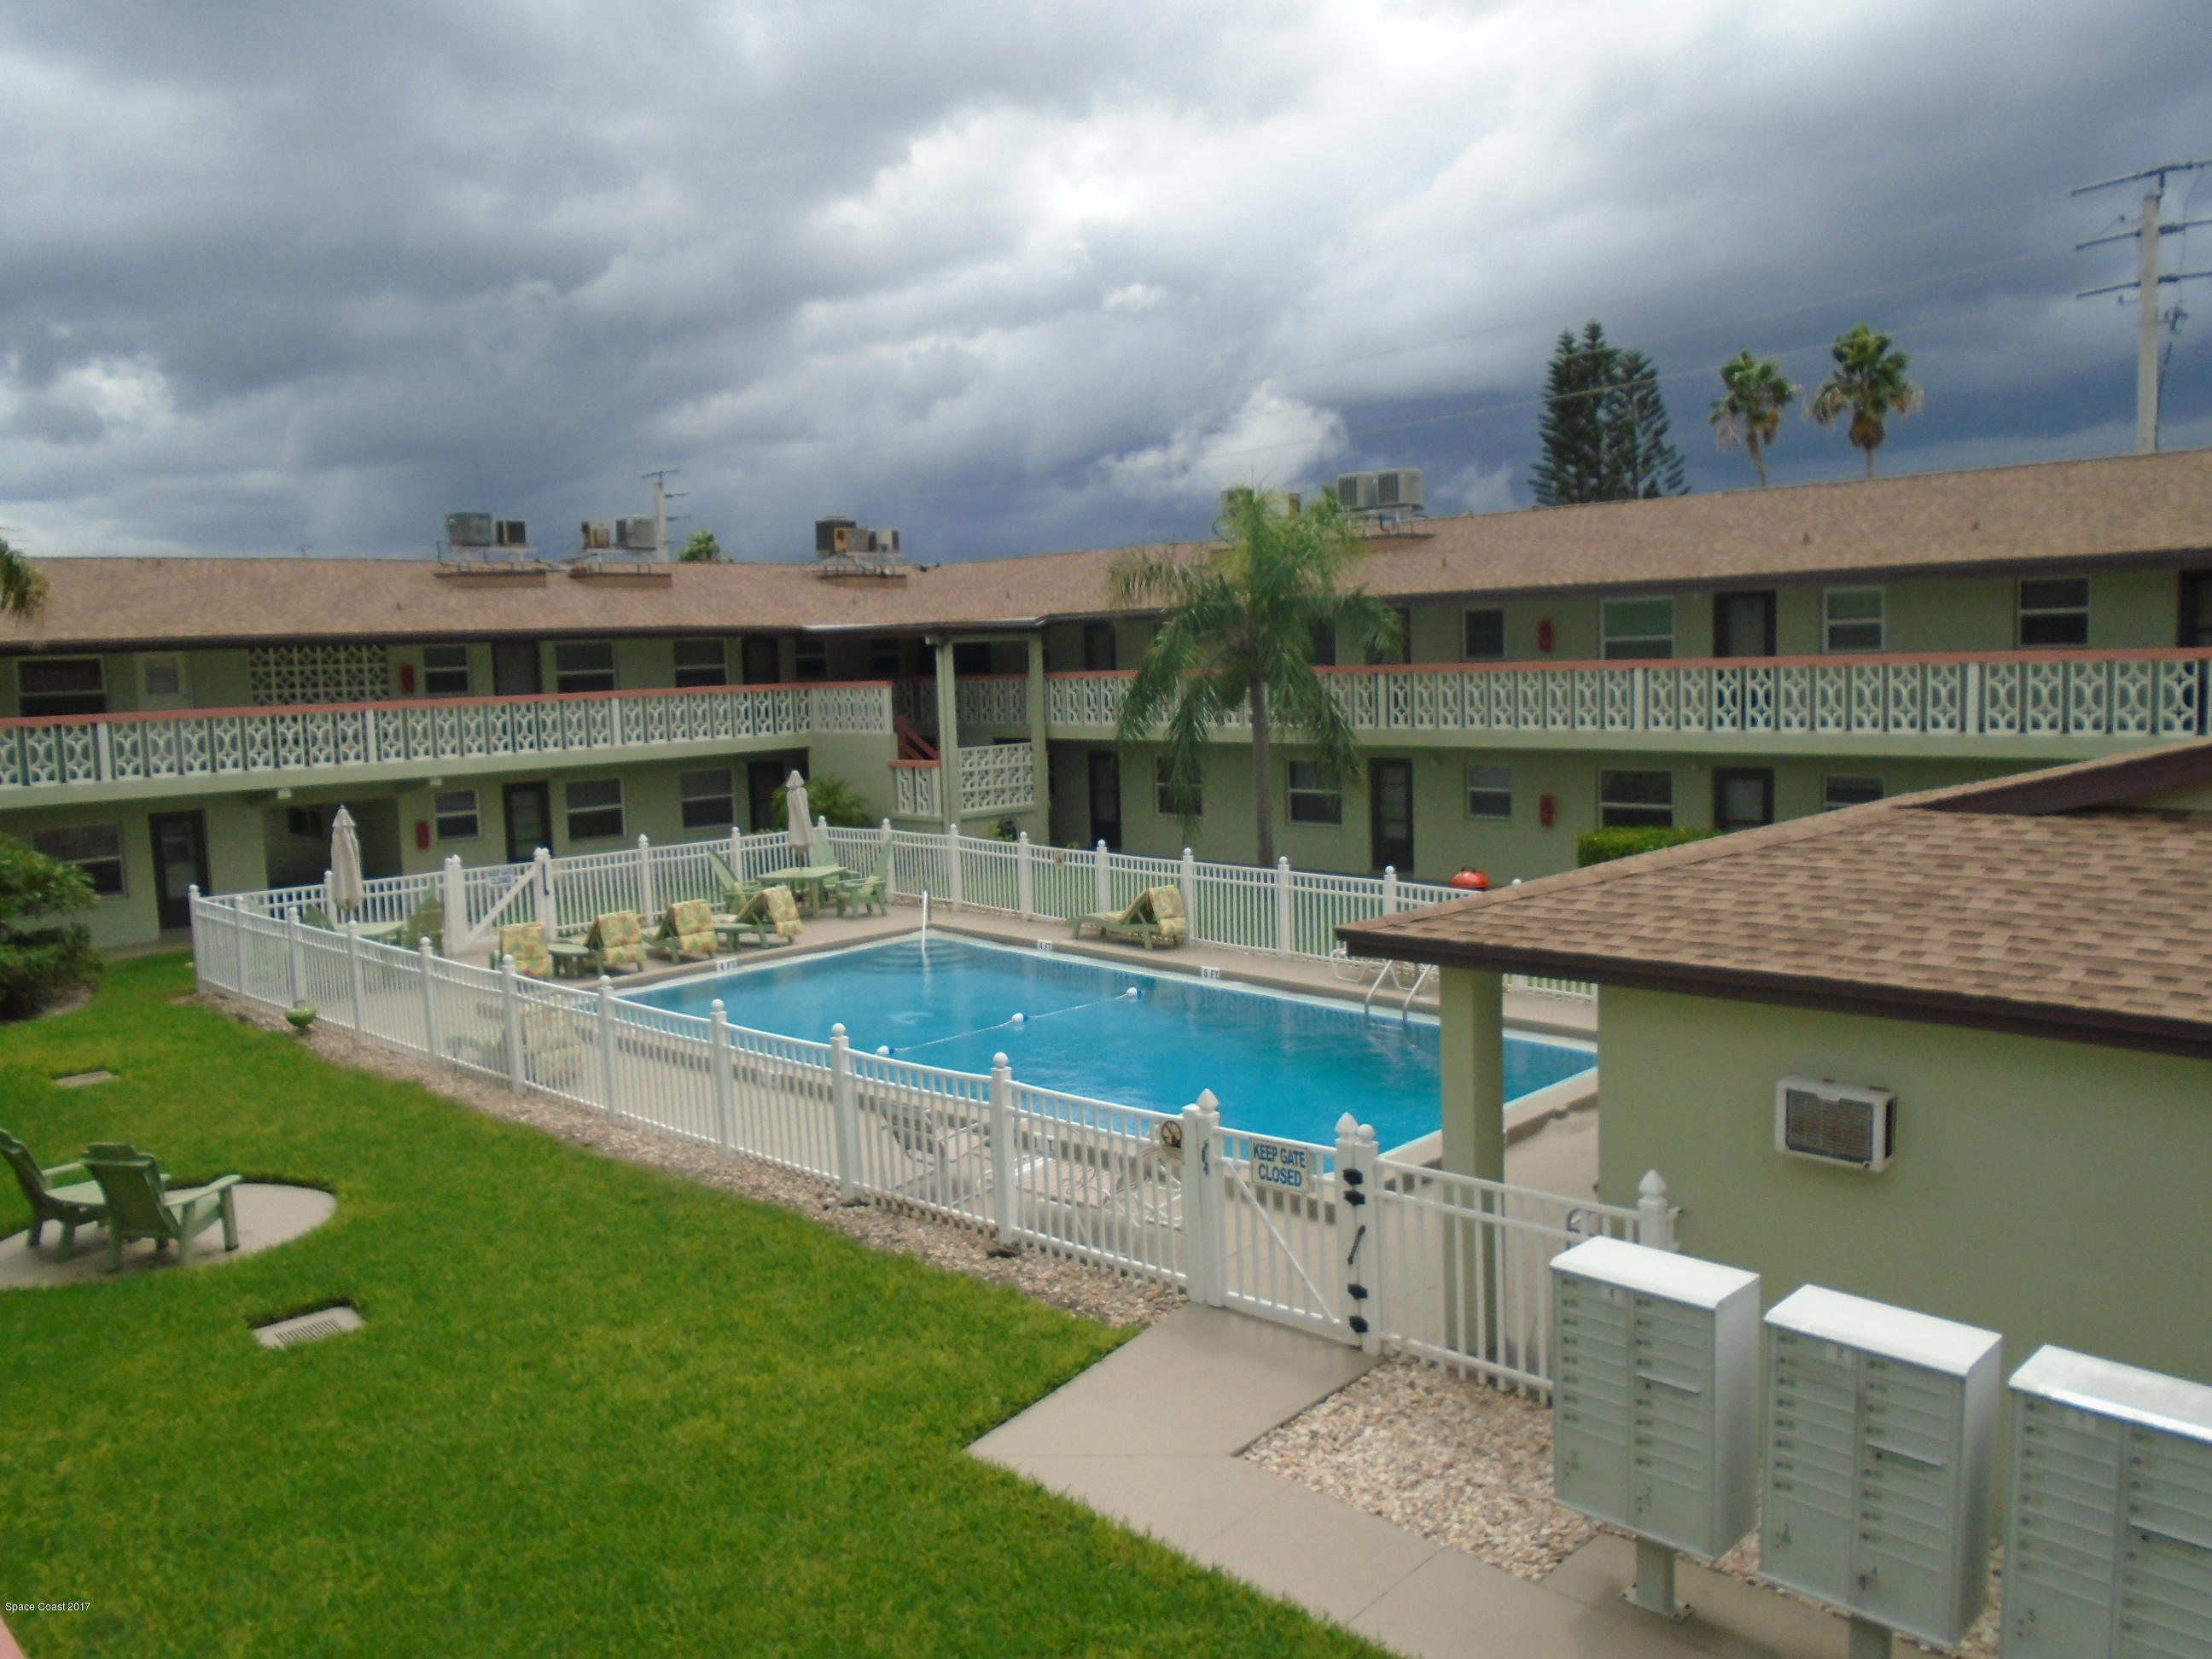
[1761, 1285, 2002, 1654]
[1549, 1237, 1761, 1616]
[2005, 1345, 2212, 1656]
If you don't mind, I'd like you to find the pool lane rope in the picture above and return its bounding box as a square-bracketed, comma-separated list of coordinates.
[888, 987, 1142, 1057]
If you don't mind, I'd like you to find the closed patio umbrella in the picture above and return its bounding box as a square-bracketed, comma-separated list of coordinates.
[783, 771, 815, 859]
[329, 805, 365, 917]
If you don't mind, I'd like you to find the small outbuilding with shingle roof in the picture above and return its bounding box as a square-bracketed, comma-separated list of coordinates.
[1341, 739, 2212, 1390]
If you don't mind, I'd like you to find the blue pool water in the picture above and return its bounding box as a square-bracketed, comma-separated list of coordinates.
[623, 937, 1592, 1150]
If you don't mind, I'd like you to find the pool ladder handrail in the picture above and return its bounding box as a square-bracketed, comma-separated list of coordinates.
[1359, 959, 1435, 1019]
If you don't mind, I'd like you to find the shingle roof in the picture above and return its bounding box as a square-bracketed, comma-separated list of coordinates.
[1340, 741, 2212, 1056]
[8, 446, 2212, 651]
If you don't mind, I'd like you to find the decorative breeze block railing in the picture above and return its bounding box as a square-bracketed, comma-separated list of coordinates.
[956, 742, 1036, 814]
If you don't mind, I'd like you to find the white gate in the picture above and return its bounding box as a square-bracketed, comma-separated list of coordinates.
[1179, 1098, 1353, 1342]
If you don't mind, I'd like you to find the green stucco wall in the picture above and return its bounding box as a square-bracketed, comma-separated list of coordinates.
[1595, 987, 2212, 1388]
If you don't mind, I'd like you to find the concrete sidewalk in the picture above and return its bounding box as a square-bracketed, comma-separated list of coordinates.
[972, 1307, 1852, 1659]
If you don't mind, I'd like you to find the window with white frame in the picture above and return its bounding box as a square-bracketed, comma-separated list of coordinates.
[1824, 775, 1884, 810]
[672, 638, 727, 688]
[565, 777, 624, 841]
[2017, 577, 2090, 648]
[553, 641, 617, 695]
[433, 789, 480, 841]
[1823, 587, 1885, 653]
[1463, 608, 1506, 660]
[680, 769, 736, 830]
[1600, 598, 1674, 660]
[1464, 763, 1512, 819]
[793, 637, 828, 681]
[17, 657, 108, 718]
[422, 643, 471, 696]
[1286, 761, 1342, 825]
[32, 824, 125, 894]
[1155, 757, 1202, 818]
[1598, 769, 1674, 828]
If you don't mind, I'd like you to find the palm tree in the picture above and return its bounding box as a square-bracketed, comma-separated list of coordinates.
[1708, 352, 1800, 486]
[1810, 325, 1924, 478]
[0, 535, 47, 620]
[1110, 487, 1401, 870]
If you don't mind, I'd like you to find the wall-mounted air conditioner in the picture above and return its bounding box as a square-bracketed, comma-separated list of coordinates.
[1774, 1076, 1895, 1171]
[579, 521, 614, 551]
[494, 518, 528, 548]
[445, 511, 494, 549]
[615, 516, 657, 551]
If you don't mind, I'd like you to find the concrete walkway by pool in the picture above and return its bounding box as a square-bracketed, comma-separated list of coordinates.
[974, 1307, 1862, 1659]
[0, 1183, 336, 1288]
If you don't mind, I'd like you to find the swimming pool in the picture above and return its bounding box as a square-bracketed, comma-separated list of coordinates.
[623, 936, 1592, 1150]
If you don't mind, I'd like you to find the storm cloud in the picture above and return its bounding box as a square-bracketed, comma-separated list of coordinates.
[1, 0, 2207, 563]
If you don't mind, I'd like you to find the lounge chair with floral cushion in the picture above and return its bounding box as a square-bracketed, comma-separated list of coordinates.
[650, 899, 719, 963]
[583, 911, 649, 975]
[1070, 884, 1188, 950]
[496, 922, 554, 979]
[717, 885, 802, 949]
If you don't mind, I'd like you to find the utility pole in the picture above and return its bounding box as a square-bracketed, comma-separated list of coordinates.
[2075, 160, 2212, 454]
[643, 469, 688, 562]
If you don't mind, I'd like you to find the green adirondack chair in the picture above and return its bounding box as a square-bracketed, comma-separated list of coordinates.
[1, 1127, 114, 1260]
[829, 848, 892, 917]
[79, 1143, 241, 1273]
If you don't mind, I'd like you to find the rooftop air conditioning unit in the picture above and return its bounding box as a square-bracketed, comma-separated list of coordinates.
[615, 516, 657, 552]
[1374, 468, 1424, 512]
[815, 516, 858, 556]
[1774, 1076, 1895, 1171]
[494, 518, 528, 548]
[445, 511, 494, 549]
[865, 527, 901, 555]
[1336, 472, 1378, 510]
[579, 521, 614, 551]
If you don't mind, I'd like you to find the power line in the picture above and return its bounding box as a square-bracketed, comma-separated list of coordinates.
[2073, 159, 2212, 453]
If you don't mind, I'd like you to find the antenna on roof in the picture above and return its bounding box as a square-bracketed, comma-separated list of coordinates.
[643, 469, 687, 563]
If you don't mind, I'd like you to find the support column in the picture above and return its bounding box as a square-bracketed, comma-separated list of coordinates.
[1025, 631, 1050, 826]
[933, 637, 964, 824]
[1438, 967, 1506, 1181]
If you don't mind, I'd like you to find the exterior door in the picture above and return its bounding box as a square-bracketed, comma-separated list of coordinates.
[1712, 767, 1775, 833]
[492, 642, 542, 697]
[2182, 572, 2212, 647]
[748, 760, 790, 833]
[503, 782, 551, 863]
[1087, 750, 1121, 848]
[741, 637, 781, 685]
[1714, 591, 1777, 658]
[1370, 758, 1415, 872]
[148, 811, 209, 931]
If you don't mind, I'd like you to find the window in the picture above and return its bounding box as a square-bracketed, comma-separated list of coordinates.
[1823, 588, 1885, 653]
[1464, 764, 1512, 819]
[1082, 623, 1117, 672]
[672, 638, 728, 689]
[1463, 608, 1505, 661]
[1598, 769, 1674, 828]
[1155, 757, 1202, 818]
[32, 824, 124, 895]
[867, 636, 904, 678]
[1367, 607, 1413, 666]
[565, 777, 624, 841]
[794, 638, 828, 681]
[2018, 578, 2090, 648]
[422, 643, 471, 696]
[553, 641, 617, 695]
[1287, 761, 1342, 825]
[1308, 623, 1336, 667]
[1824, 775, 1884, 810]
[434, 789, 480, 841]
[1600, 598, 1674, 660]
[17, 657, 108, 718]
[285, 806, 328, 840]
[680, 768, 736, 830]
[953, 642, 992, 676]
[139, 654, 186, 701]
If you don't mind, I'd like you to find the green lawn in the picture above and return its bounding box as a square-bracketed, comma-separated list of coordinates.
[0, 956, 1380, 1658]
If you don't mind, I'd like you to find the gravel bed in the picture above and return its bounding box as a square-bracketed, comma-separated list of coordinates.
[1249, 1357, 2002, 1657]
[197, 991, 1181, 1330]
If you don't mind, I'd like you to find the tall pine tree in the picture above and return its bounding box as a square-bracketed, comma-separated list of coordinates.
[1529, 321, 1687, 504]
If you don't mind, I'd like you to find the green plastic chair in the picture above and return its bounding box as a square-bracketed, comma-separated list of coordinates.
[1, 1127, 113, 1260]
[79, 1144, 241, 1272]
[830, 849, 892, 917]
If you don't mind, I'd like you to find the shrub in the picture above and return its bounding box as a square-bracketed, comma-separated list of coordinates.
[0, 835, 101, 1019]
[1575, 824, 1720, 867]
[767, 773, 876, 829]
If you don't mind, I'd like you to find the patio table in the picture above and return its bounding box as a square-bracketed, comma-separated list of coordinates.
[547, 942, 597, 979]
[752, 863, 850, 914]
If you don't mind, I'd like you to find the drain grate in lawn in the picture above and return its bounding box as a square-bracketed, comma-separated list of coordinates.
[52, 1068, 117, 1087]
[252, 1304, 364, 1349]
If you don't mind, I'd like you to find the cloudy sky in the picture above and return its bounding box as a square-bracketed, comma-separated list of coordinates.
[3, 0, 2209, 564]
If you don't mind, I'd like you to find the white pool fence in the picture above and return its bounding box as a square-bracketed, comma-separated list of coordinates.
[191, 894, 1665, 1393]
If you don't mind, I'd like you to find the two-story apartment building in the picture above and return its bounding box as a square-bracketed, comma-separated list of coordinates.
[5, 446, 2209, 947]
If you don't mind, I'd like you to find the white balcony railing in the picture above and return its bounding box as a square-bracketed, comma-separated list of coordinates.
[1046, 650, 2212, 744]
[958, 742, 1035, 814]
[0, 681, 894, 793]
